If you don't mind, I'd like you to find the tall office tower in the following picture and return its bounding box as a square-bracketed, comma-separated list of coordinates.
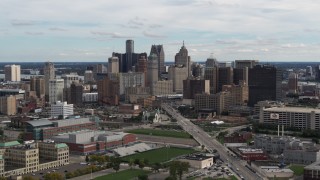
[126, 40, 134, 71]
[233, 67, 249, 85]
[146, 54, 159, 88]
[119, 72, 145, 95]
[136, 56, 148, 86]
[61, 73, 79, 89]
[0, 95, 16, 115]
[4, 64, 21, 82]
[30, 77, 45, 99]
[204, 66, 219, 94]
[97, 76, 119, 105]
[218, 67, 233, 92]
[70, 82, 83, 106]
[191, 63, 205, 79]
[150, 45, 165, 78]
[44, 61, 55, 100]
[168, 65, 188, 93]
[222, 81, 249, 106]
[306, 66, 313, 76]
[248, 65, 282, 106]
[235, 60, 259, 69]
[288, 72, 298, 94]
[84, 70, 94, 83]
[175, 42, 191, 77]
[206, 55, 219, 67]
[108, 56, 119, 73]
[183, 79, 210, 99]
[48, 79, 64, 104]
[113, 40, 147, 72]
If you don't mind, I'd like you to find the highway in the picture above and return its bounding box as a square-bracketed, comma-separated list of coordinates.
[162, 103, 264, 180]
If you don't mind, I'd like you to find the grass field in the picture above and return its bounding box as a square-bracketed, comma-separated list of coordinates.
[94, 169, 150, 180]
[289, 165, 304, 176]
[122, 147, 196, 164]
[126, 128, 192, 139]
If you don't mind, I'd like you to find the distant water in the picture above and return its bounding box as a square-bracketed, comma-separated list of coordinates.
[0, 74, 84, 80]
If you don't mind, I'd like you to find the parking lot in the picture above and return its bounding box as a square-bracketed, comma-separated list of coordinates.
[186, 159, 236, 179]
[23, 163, 88, 180]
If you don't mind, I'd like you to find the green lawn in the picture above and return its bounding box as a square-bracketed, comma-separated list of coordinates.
[122, 147, 196, 164]
[94, 169, 150, 180]
[289, 165, 304, 176]
[126, 128, 192, 139]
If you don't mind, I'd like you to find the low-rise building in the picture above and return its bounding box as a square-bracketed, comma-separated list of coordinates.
[51, 130, 136, 155]
[304, 161, 320, 180]
[238, 148, 268, 161]
[178, 154, 214, 169]
[0, 141, 69, 177]
[25, 117, 96, 140]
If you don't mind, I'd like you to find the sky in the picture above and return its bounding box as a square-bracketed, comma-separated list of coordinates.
[0, 0, 320, 62]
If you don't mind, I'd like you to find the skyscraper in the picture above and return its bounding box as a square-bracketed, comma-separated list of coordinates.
[150, 45, 165, 78]
[175, 42, 191, 77]
[108, 56, 119, 73]
[30, 77, 45, 99]
[136, 56, 148, 86]
[4, 64, 21, 82]
[218, 67, 233, 92]
[147, 54, 159, 89]
[204, 67, 219, 94]
[44, 61, 55, 101]
[48, 79, 64, 104]
[113, 40, 147, 72]
[235, 60, 259, 69]
[248, 65, 282, 106]
[288, 72, 298, 94]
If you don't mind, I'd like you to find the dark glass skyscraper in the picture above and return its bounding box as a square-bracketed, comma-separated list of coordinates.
[150, 45, 165, 78]
[112, 40, 147, 73]
[248, 65, 282, 106]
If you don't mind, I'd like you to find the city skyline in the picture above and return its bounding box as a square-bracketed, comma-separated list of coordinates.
[1, 0, 320, 62]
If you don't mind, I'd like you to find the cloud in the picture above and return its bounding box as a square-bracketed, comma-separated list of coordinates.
[11, 20, 36, 26]
[25, 31, 44, 35]
[143, 31, 166, 38]
[91, 31, 132, 38]
[49, 27, 67, 31]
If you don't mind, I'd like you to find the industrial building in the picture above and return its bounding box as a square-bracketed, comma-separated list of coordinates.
[51, 130, 136, 155]
[25, 117, 96, 140]
[254, 134, 320, 165]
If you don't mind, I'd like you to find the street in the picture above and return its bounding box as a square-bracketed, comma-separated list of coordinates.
[161, 103, 264, 180]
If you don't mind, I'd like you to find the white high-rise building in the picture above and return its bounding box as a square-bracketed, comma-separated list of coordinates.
[51, 101, 74, 119]
[49, 79, 64, 104]
[4, 64, 21, 82]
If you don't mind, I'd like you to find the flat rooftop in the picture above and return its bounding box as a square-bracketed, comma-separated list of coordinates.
[264, 107, 320, 113]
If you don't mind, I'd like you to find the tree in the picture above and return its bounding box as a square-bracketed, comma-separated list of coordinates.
[110, 157, 121, 172]
[169, 161, 179, 179]
[0, 177, 6, 180]
[85, 155, 89, 162]
[23, 176, 36, 180]
[201, 145, 205, 151]
[139, 159, 145, 170]
[134, 158, 140, 166]
[177, 162, 190, 180]
[152, 162, 162, 173]
[129, 158, 134, 169]
[44, 172, 64, 180]
[138, 174, 148, 180]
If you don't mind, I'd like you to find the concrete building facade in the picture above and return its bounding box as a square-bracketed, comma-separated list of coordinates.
[48, 79, 64, 104]
[4, 65, 21, 82]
